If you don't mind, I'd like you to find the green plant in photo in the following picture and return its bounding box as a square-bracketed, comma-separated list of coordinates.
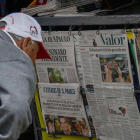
[48, 68, 64, 83]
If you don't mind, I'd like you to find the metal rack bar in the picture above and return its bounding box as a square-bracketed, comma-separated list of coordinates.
[35, 15, 140, 26]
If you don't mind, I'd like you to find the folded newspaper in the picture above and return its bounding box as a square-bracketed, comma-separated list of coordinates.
[21, 0, 59, 16]
[38, 6, 77, 17]
[38, 82, 91, 136]
[79, 30, 133, 89]
[73, 30, 140, 140]
[40, 97, 91, 136]
[36, 31, 92, 137]
[35, 32, 79, 84]
[22, 0, 101, 16]
[35, 30, 140, 140]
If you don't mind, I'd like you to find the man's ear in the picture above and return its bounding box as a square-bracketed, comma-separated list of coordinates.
[21, 37, 31, 50]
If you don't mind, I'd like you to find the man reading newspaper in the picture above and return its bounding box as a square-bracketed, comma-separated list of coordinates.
[0, 13, 51, 140]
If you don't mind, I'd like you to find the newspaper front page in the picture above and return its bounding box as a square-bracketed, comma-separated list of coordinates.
[39, 92, 91, 137]
[36, 31, 92, 137]
[35, 32, 79, 84]
[79, 30, 133, 89]
[78, 30, 140, 140]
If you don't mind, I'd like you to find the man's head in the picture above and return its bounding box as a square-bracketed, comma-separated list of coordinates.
[47, 119, 55, 134]
[0, 13, 51, 64]
[71, 121, 82, 135]
[10, 33, 40, 64]
[113, 61, 117, 68]
[59, 116, 69, 134]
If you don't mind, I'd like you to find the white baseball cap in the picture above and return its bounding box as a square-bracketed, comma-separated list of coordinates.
[0, 13, 51, 59]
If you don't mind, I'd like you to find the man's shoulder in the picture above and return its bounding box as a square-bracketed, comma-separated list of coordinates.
[0, 39, 35, 79]
[0, 30, 31, 64]
[0, 39, 32, 66]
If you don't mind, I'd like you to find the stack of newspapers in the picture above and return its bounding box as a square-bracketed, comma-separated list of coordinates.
[21, 0, 101, 17]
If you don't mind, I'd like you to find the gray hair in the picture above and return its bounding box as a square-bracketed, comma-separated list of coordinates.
[0, 21, 35, 44]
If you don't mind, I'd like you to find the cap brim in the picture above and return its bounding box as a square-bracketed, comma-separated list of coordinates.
[36, 42, 51, 59]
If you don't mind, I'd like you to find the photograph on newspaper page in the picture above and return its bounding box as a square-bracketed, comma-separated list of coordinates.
[79, 30, 133, 89]
[99, 54, 130, 83]
[35, 32, 79, 84]
[39, 98, 91, 137]
[38, 83, 81, 100]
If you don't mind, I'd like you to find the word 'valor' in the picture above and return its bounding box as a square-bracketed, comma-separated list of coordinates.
[100, 34, 125, 45]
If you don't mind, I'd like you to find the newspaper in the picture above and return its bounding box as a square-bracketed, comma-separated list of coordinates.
[21, 0, 58, 16]
[76, 30, 140, 140]
[86, 87, 140, 140]
[38, 83, 81, 100]
[38, 6, 77, 16]
[22, 0, 101, 16]
[39, 95, 91, 137]
[35, 90, 97, 140]
[35, 32, 79, 84]
[36, 31, 92, 137]
[79, 30, 133, 89]
[73, 34, 96, 136]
